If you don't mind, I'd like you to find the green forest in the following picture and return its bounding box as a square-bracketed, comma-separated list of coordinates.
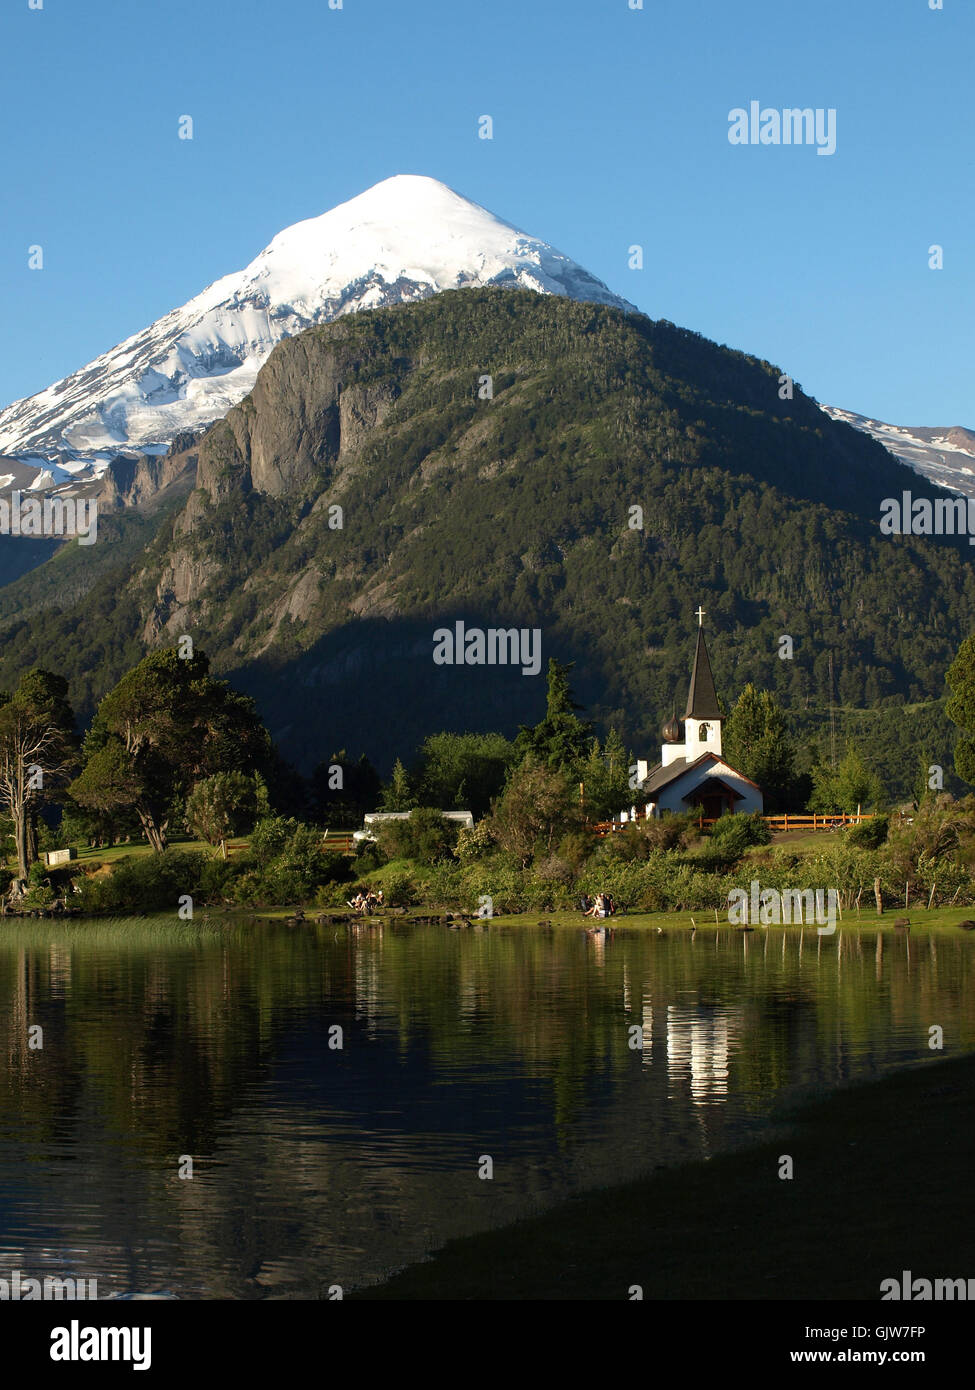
[0, 289, 973, 793]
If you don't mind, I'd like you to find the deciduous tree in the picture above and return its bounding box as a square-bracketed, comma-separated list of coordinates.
[0, 669, 77, 876]
[185, 771, 259, 858]
[70, 649, 271, 852]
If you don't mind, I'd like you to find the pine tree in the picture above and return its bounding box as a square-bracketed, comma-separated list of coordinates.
[809, 744, 884, 813]
[379, 757, 416, 810]
[516, 660, 593, 775]
[945, 635, 975, 785]
[723, 683, 795, 811]
[579, 728, 632, 821]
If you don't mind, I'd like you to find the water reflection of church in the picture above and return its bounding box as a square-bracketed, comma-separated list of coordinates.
[664, 1005, 740, 1104]
[637, 987, 741, 1105]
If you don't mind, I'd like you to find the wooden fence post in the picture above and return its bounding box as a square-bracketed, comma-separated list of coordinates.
[874, 877, 883, 916]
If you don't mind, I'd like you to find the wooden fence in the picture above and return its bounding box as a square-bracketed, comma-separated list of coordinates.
[322, 832, 356, 854]
[326, 815, 874, 850]
[591, 812, 875, 837]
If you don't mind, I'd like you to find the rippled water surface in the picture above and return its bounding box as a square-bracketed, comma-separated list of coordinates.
[1, 917, 971, 1298]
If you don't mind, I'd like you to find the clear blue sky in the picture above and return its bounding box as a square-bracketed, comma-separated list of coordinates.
[1, 0, 971, 425]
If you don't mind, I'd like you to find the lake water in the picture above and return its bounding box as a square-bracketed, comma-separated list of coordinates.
[0, 916, 971, 1299]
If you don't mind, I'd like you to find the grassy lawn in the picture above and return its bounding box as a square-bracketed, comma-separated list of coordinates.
[25, 836, 253, 869]
[72, 837, 201, 865]
[304, 903, 975, 935]
[354, 1051, 975, 1300]
[768, 827, 846, 851]
[440, 906, 975, 933]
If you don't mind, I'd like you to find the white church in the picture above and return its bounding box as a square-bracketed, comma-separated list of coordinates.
[629, 610, 764, 821]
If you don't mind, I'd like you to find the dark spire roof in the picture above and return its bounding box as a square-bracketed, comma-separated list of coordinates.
[684, 627, 722, 720]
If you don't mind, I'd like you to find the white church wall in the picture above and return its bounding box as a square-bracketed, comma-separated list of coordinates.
[651, 758, 763, 816]
[711, 767, 763, 815]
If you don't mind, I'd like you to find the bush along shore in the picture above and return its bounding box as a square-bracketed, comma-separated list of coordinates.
[7, 796, 975, 924]
[5, 644, 975, 924]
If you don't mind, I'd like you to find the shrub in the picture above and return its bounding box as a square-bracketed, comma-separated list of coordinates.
[78, 849, 205, 913]
[315, 880, 358, 908]
[423, 862, 464, 908]
[845, 815, 889, 850]
[694, 813, 771, 871]
[375, 808, 459, 866]
[353, 840, 387, 874]
[321, 851, 354, 885]
[710, 812, 772, 847]
[554, 830, 596, 871]
[210, 818, 355, 905]
[456, 856, 524, 914]
[522, 868, 576, 912]
[578, 859, 666, 912]
[198, 854, 249, 901]
[455, 820, 496, 861]
[250, 816, 300, 865]
[599, 814, 693, 862]
[225, 868, 266, 906]
[376, 867, 420, 906]
[260, 865, 313, 904]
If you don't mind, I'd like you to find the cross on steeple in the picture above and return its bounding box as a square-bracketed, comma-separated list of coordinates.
[694, 606, 706, 628]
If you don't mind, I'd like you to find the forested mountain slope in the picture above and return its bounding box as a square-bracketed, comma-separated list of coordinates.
[1, 290, 971, 777]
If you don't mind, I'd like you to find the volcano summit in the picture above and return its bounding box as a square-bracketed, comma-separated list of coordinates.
[0, 175, 633, 464]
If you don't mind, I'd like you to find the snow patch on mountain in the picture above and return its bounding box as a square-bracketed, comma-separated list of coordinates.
[822, 406, 975, 498]
[0, 175, 635, 463]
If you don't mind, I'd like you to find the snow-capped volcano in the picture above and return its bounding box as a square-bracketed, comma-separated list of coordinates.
[0, 175, 634, 462]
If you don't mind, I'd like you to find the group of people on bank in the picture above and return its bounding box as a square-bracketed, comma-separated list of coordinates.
[580, 892, 616, 919]
[348, 888, 384, 915]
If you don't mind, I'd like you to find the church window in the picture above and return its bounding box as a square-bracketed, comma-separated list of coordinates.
[699, 722, 711, 742]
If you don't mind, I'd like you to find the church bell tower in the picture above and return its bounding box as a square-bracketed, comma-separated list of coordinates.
[661, 608, 723, 765]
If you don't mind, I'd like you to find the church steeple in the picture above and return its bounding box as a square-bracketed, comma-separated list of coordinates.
[656, 608, 721, 762]
[685, 626, 721, 721]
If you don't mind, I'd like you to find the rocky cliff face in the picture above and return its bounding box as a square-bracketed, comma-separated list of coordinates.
[150, 324, 408, 643]
[97, 432, 201, 512]
[190, 334, 401, 509]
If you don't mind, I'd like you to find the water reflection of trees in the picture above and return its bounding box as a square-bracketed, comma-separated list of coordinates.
[2, 922, 972, 1148]
[0, 920, 971, 1295]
